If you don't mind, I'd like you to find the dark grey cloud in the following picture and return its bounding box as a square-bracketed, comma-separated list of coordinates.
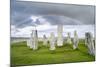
[42, 15, 82, 25]
[11, 0, 95, 28]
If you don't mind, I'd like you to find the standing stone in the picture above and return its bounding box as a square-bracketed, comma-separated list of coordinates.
[32, 29, 38, 50]
[85, 32, 95, 56]
[73, 31, 79, 49]
[27, 39, 30, 47]
[85, 33, 88, 46]
[43, 35, 48, 46]
[49, 32, 56, 50]
[66, 32, 72, 44]
[29, 32, 33, 48]
[57, 25, 63, 46]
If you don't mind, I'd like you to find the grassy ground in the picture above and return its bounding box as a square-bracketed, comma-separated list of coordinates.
[11, 39, 95, 66]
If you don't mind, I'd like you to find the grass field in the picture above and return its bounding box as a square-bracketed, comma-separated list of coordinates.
[11, 39, 95, 66]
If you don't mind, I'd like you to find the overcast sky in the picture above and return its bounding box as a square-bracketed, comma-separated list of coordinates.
[11, 0, 95, 38]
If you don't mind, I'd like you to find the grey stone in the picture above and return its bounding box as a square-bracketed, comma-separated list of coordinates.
[57, 25, 63, 46]
[73, 31, 79, 49]
[85, 32, 95, 56]
[32, 29, 38, 50]
[43, 35, 48, 46]
[66, 32, 72, 44]
[29, 32, 33, 49]
[49, 32, 56, 50]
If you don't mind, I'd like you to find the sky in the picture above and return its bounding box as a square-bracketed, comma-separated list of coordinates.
[11, 0, 95, 38]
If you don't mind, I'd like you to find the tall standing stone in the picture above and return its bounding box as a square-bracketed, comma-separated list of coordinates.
[32, 29, 38, 50]
[85, 32, 95, 56]
[57, 25, 63, 46]
[49, 32, 56, 50]
[66, 32, 72, 44]
[43, 35, 48, 46]
[29, 32, 33, 48]
[73, 31, 79, 49]
[85, 33, 88, 46]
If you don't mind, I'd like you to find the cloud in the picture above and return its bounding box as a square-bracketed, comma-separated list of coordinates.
[11, 25, 34, 37]
[10, 1, 95, 38]
[11, 1, 95, 28]
[42, 15, 83, 25]
[11, 25, 95, 38]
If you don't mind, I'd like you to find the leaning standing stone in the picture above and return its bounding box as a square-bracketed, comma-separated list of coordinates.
[85, 32, 95, 56]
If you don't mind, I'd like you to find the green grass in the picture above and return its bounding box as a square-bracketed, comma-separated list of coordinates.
[11, 39, 95, 66]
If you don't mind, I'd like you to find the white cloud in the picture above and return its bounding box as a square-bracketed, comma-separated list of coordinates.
[30, 16, 39, 22]
[11, 26, 34, 37]
[11, 24, 95, 38]
[63, 25, 95, 38]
